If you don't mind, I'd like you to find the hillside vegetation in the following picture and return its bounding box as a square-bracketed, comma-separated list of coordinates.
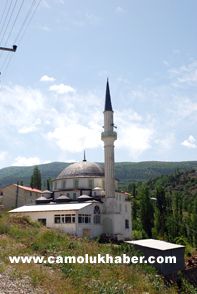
[131, 170, 197, 251]
[0, 214, 180, 294]
[0, 161, 197, 188]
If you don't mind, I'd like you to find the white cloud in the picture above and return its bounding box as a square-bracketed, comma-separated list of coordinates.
[18, 119, 42, 134]
[47, 121, 102, 153]
[169, 61, 197, 85]
[117, 124, 154, 159]
[0, 85, 45, 131]
[12, 156, 41, 166]
[115, 110, 154, 159]
[0, 151, 8, 162]
[40, 75, 55, 82]
[155, 134, 176, 151]
[181, 135, 197, 149]
[49, 83, 76, 94]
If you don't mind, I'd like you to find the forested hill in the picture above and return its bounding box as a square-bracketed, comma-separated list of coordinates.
[0, 161, 197, 188]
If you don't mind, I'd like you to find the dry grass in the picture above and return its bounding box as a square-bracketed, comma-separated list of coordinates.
[0, 213, 179, 294]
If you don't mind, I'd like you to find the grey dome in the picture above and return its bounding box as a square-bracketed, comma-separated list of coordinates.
[57, 161, 104, 179]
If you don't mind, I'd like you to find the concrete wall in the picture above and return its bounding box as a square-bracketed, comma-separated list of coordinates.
[102, 193, 132, 239]
[133, 245, 185, 275]
[2, 185, 41, 210]
[11, 203, 103, 238]
[53, 177, 105, 192]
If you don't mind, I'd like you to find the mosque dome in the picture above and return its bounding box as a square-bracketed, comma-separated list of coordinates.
[57, 161, 104, 179]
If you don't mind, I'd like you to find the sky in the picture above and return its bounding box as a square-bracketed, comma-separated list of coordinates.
[0, 0, 197, 168]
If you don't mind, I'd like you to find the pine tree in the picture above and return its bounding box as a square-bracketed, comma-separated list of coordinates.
[30, 166, 42, 190]
[47, 178, 51, 190]
[192, 198, 197, 247]
[155, 186, 167, 236]
[139, 185, 154, 237]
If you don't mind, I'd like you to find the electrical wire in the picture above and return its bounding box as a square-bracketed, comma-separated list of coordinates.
[0, 0, 14, 39]
[0, 0, 42, 78]
[16, 0, 42, 45]
[4, 0, 25, 47]
[0, 0, 11, 29]
[0, 0, 19, 46]
[14, 0, 38, 43]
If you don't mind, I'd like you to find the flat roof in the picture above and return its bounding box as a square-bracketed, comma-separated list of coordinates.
[125, 239, 185, 250]
[9, 202, 92, 213]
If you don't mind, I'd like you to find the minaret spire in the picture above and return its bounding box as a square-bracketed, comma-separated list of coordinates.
[104, 79, 113, 111]
[101, 80, 117, 199]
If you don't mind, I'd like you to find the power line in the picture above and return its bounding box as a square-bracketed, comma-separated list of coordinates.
[14, 0, 38, 43]
[0, 0, 42, 78]
[0, 0, 10, 29]
[0, 0, 14, 40]
[0, 0, 19, 46]
[4, 0, 25, 46]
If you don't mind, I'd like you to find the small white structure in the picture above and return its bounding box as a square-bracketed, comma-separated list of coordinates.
[9, 81, 132, 240]
[10, 202, 103, 238]
[125, 239, 185, 275]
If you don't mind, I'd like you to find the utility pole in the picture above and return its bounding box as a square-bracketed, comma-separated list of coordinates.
[0, 45, 17, 52]
[15, 181, 19, 208]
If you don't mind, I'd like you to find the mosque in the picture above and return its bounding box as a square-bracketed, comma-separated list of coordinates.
[10, 81, 132, 240]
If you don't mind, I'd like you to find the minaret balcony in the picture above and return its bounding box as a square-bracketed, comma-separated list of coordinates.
[101, 131, 117, 140]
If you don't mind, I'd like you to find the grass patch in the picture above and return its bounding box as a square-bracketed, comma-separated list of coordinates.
[0, 213, 181, 293]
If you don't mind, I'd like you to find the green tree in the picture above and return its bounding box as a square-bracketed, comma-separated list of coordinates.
[155, 186, 167, 236]
[192, 198, 197, 247]
[47, 178, 51, 190]
[139, 185, 154, 237]
[30, 166, 42, 190]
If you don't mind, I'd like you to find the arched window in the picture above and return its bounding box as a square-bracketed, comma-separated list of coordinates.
[94, 205, 100, 224]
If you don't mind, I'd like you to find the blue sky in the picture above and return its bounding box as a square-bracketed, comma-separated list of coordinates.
[0, 0, 197, 168]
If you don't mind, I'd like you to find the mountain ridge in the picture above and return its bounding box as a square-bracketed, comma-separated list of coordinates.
[0, 160, 197, 188]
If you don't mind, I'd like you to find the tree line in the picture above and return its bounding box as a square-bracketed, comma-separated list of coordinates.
[129, 170, 197, 250]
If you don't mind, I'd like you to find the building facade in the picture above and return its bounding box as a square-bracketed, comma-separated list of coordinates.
[2, 184, 42, 210]
[10, 81, 132, 240]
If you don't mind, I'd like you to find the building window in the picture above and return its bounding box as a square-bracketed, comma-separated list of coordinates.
[73, 192, 76, 200]
[38, 218, 46, 226]
[78, 214, 91, 224]
[54, 182, 57, 190]
[93, 206, 100, 224]
[62, 180, 66, 189]
[54, 214, 75, 224]
[88, 179, 93, 189]
[54, 215, 60, 223]
[125, 219, 129, 229]
[66, 193, 70, 197]
[74, 179, 79, 189]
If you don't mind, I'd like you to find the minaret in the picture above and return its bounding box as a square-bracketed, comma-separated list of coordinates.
[101, 79, 117, 200]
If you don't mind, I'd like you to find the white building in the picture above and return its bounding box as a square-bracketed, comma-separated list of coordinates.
[10, 81, 132, 240]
